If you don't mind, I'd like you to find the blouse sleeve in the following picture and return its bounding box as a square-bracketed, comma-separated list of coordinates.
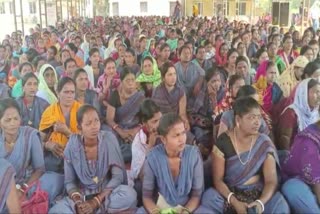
[64, 147, 79, 193]
[142, 159, 156, 199]
[190, 148, 204, 197]
[30, 131, 45, 172]
[131, 131, 147, 180]
[279, 108, 297, 129]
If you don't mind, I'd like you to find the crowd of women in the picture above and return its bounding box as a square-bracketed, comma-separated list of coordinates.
[1, 15, 320, 213]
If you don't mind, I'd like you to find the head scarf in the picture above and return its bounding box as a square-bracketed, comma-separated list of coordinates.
[288, 78, 320, 131]
[38, 64, 58, 104]
[136, 57, 161, 87]
[215, 42, 227, 67]
[254, 60, 273, 112]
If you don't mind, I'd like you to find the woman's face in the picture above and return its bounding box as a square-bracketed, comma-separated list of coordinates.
[163, 67, 177, 87]
[237, 44, 246, 55]
[80, 109, 101, 140]
[37, 39, 45, 48]
[161, 47, 171, 60]
[293, 66, 304, 80]
[44, 68, 56, 88]
[220, 44, 228, 56]
[90, 52, 100, 65]
[302, 36, 311, 46]
[236, 107, 261, 135]
[143, 59, 153, 76]
[266, 65, 277, 84]
[23, 77, 38, 97]
[236, 61, 249, 77]
[144, 112, 162, 133]
[230, 79, 245, 98]
[118, 46, 126, 57]
[104, 62, 116, 77]
[58, 82, 76, 106]
[162, 122, 187, 154]
[228, 52, 239, 65]
[310, 44, 319, 58]
[124, 52, 135, 65]
[75, 72, 89, 91]
[0, 107, 21, 136]
[122, 73, 136, 93]
[21, 65, 33, 77]
[308, 84, 320, 109]
[258, 52, 269, 64]
[283, 38, 293, 50]
[304, 49, 315, 62]
[61, 51, 71, 63]
[207, 74, 221, 91]
[310, 69, 320, 79]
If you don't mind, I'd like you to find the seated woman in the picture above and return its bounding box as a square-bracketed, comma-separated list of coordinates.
[117, 48, 140, 75]
[0, 98, 64, 205]
[202, 97, 289, 213]
[73, 68, 101, 115]
[138, 113, 211, 214]
[152, 62, 189, 130]
[277, 78, 320, 150]
[0, 158, 20, 213]
[276, 56, 309, 97]
[253, 60, 283, 116]
[49, 105, 137, 214]
[136, 56, 161, 97]
[16, 72, 49, 129]
[282, 121, 320, 213]
[39, 77, 82, 173]
[11, 62, 33, 98]
[36, 64, 58, 104]
[189, 68, 223, 159]
[106, 68, 145, 163]
[218, 85, 271, 137]
[84, 47, 104, 89]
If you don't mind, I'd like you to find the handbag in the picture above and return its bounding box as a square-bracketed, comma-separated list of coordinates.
[21, 181, 49, 214]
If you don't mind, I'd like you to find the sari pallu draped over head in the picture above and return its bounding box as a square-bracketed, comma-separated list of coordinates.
[152, 83, 185, 114]
[282, 123, 320, 184]
[253, 60, 283, 113]
[136, 58, 162, 88]
[39, 101, 81, 148]
[38, 64, 58, 104]
[146, 144, 203, 206]
[115, 91, 145, 129]
[0, 127, 45, 184]
[64, 131, 127, 192]
[285, 78, 320, 132]
[0, 158, 15, 212]
[224, 134, 280, 189]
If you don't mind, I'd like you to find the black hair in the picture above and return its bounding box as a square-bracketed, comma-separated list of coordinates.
[66, 43, 78, 54]
[309, 39, 319, 46]
[19, 62, 33, 74]
[235, 55, 249, 66]
[137, 99, 160, 123]
[157, 112, 184, 136]
[73, 68, 87, 81]
[228, 74, 244, 89]
[236, 85, 257, 99]
[76, 104, 100, 125]
[205, 66, 220, 82]
[195, 46, 205, 55]
[308, 78, 320, 91]
[48, 46, 58, 56]
[160, 61, 175, 79]
[255, 48, 268, 59]
[159, 43, 170, 52]
[142, 56, 154, 65]
[302, 61, 320, 79]
[227, 48, 238, 60]
[178, 45, 191, 56]
[64, 58, 76, 69]
[233, 97, 260, 117]
[21, 72, 38, 87]
[0, 98, 21, 119]
[125, 48, 136, 57]
[57, 77, 75, 93]
[120, 67, 135, 81]
[300, 45, 314, 56]
[31, 56, 46, 69]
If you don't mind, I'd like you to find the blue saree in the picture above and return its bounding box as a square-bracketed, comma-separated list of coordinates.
[0, 158, 15, 212]
[0, 126, 64, 205]
[202, 134, 289, 213]
[16, 96, 49, 129]
[49, 131, 137, 213]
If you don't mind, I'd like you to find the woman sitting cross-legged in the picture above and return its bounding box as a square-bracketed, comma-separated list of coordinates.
[0, 98, 64, 206]
[49, 104, 137, 214]
[0, 158, 21, 213]
[202, 97, 289, 213]
[137, 113, 212, 214]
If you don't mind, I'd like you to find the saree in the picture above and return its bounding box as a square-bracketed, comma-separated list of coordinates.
[0, 158, 15, 212]
[11, 79, 23, 98]
[152, 83, 185, 114]
[275, 55, 286, 75]
[202, 134, 289, 213]
[16, 96, 49, 129]
[136, 58, 162, 87]
[0, 83, 10, 99]
[143, 144, 204, 207]
[277, 56, 309, 97]
[49, 131, 137, 213]
[39, 101, 81, 148]
[37, 64, 58, 104]
[282, 123, 320, 184]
